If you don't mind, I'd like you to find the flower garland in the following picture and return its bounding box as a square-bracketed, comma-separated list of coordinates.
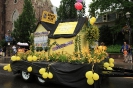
[83, 25, 99, 46]
[122, 25, 130, 34]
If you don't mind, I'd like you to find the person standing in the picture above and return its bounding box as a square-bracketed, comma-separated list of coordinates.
[0, 47, 2, 56]
[121, 42, 128, 62]
[127, 45, 132, 63]
[2, 46, 6, 57]
[12, 45, 17, 55]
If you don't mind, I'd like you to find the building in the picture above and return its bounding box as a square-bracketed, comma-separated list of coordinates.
[0, 0, 54, 40]
[95, 12, 124, 28]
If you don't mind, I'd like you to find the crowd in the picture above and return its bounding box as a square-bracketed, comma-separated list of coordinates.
[0, 46, 6, 57]
[0, 45, 17, 57]
[120, 42, 132, 63]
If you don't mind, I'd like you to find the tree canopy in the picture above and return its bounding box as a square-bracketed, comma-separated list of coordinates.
[12, 0, 36, 44]
[88, 0, 133, 44]
[57, 0, 86, 21]
[89, 0, 133, 17]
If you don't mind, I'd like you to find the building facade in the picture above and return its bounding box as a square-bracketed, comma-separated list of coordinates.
[0, 0, 54, 40]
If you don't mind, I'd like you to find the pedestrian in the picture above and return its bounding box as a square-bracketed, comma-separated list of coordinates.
[12, 45, 17, 55]
[2, 46, 6, 57]
[0, 47, 2, 56]
[120, 42, 128, 62]
[98, 42, 109, 59]
[99, 42, 107, 51]
[127, 45, 132, 63]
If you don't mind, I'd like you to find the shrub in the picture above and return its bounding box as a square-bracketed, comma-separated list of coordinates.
[107, 45, 121, 53]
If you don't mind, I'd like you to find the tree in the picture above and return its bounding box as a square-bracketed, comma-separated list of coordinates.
[88, 0, 133, 44]
[12, 0, 36, 44]
[57, 0, 86, 20]
[99, 25, 113, 45]
[89, 0, 133, 17]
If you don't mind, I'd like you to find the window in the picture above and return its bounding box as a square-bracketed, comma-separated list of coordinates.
[12, 10, 19, 31]
[102, 14, 108, 22]
[14, 0, 18, 3]
[116, 13, 124, 19]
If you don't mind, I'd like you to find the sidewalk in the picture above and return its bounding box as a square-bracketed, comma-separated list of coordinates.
[114, 59, 133, 70]
[0, 56, 11, 65]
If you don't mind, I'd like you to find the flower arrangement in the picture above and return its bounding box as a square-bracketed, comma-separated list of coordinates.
[10, 45, 108, 64]
[122, 25, 130, 34]
[82, 23, 99, 46]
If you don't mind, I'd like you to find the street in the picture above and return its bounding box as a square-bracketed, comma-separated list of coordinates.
[0, 65, 72, 88]
[0, 58, 133, 88]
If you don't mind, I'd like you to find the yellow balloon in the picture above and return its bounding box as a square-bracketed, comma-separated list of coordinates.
[89, 17, 96, 25]
[27, 66, 32, 72]
[3, 66, 8, 70]
[109, 58, 114, 63]
[11, 56, 17, 61]
[7, 64, 10, 68]
[16, 56, 21, 61]
[91, 17, 96, 21]
[39, 68, 46, 74]
[85, 71, 93, 79]
[90, 19, 95, 25]
[109, 63, 114, 67]
[42, 72, 48, 79]
[48, 72, 53, 79]
[107, 67, 113, 70]
[27, 56, 33, 62]
[33, 56, 37, 61]
[7, 67, 12, 72]
[103, 62, 109, 68]
[92, 73, 99, 80]
[87, 78, 94, 85]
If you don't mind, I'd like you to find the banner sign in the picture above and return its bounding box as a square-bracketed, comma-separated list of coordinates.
[52, 40, 74, 51]
[41, 11, 56, 24]
[34, 31, 50, 37]
[5, 35, 13, 42]
[34, 31, 49, 47]
[54, 22, 77, 34]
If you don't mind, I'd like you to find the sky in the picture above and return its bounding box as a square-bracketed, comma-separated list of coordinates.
[50, 0, 92, 15]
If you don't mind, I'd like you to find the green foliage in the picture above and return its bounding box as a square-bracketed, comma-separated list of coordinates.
[88, 0, 133, 41]
[57, 0, 77, 20]
[36, 47, 43, 52]
[74, 35, 81, 53]
[0, 39, 6, 47]
[99, 25, 113, 45]
[12, 0, 36, 44]
[57, 0, 86, 20]
[107, 45, 121, 53]
[89, 0, 133, 17]
[83, 24, 99, 46]
[29, 33, 34, 52]
[58, 54, 68, 62]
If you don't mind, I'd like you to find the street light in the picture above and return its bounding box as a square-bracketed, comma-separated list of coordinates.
[125, 12, 131, 45]
[7, 30, 11, 56]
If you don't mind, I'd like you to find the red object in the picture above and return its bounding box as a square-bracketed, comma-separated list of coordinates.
[74, 2, 83, 10]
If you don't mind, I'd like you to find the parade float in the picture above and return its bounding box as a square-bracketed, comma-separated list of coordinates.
[3, 12, 115, 88]
[2, 1, 118, 88]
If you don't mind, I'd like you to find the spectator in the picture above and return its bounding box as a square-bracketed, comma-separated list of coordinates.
[120, 42, 128, 62]
[127, 45, 133, 63]
[2, 46, 6, 57]
[99, 42, 107, 51]
[0, 47, 2, 56]
[12, 45, 17, 55]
